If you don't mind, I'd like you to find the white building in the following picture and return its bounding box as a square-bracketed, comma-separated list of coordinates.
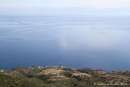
[0, 70, 4, 72]
[59, 63, 63, 69]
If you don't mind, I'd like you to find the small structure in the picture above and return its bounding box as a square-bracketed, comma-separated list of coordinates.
[37, 66, 44, 69]
[0, 70, 4, 72]
[59, 63, 63, 69]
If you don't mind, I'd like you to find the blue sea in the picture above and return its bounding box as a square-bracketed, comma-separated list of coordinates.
[0, 15, 130, 71]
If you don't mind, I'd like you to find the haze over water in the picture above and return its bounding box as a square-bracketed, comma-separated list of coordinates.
[0, 15, 130, 71]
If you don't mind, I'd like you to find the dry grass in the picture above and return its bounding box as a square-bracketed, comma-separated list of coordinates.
[73, 72, 91, 77]
[40, 68, 64, 75]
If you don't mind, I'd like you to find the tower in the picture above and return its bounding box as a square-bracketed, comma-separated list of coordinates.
[59, 63, 63, 69]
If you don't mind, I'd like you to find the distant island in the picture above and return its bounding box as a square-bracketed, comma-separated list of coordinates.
[0, 64, 130, 87]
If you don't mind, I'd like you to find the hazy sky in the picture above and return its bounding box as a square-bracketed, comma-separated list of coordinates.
[0, 0, 130, 8]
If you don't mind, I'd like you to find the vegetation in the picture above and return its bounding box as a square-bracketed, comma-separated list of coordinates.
[0, 67, 130, 87]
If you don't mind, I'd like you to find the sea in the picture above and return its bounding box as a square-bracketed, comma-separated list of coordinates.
[0, 14, 130, 71]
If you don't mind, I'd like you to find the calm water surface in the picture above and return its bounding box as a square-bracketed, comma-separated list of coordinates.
[0, 15, 130, 71]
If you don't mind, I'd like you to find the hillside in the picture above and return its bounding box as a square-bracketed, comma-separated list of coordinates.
[0, 66, 130, 87]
